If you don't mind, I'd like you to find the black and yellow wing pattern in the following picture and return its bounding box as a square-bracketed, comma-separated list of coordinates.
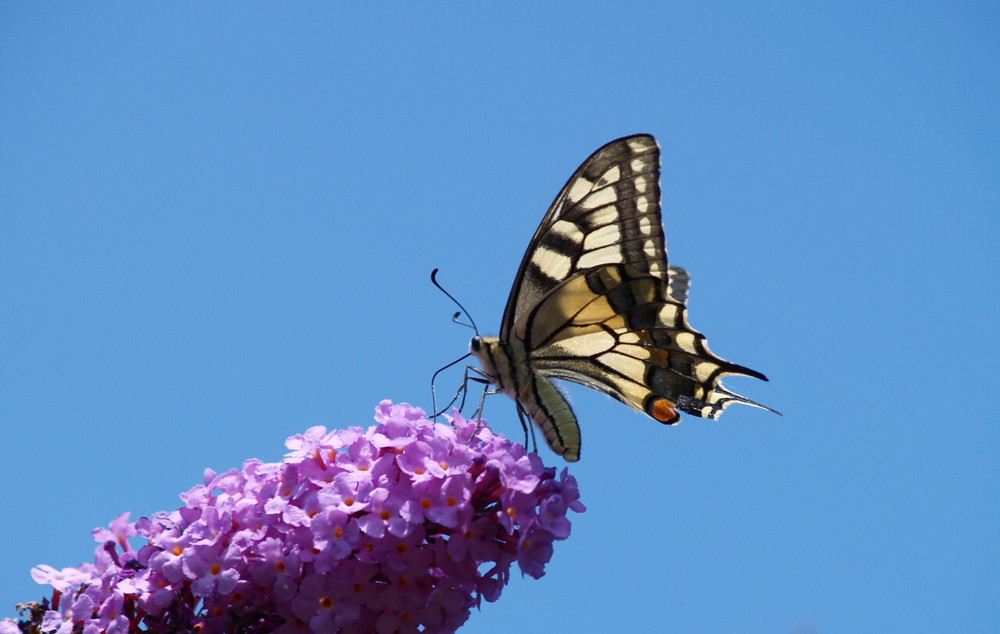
[470, 134, 773, 462]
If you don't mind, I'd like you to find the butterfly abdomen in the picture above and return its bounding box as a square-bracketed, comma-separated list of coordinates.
[471, 336, 583, 462]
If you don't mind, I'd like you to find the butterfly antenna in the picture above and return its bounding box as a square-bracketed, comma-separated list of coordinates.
[431, 268, 480, 335]
[451, 312, 476, 330]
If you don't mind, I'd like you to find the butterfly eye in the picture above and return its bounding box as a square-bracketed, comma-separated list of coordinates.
[470, 337, 482, 353]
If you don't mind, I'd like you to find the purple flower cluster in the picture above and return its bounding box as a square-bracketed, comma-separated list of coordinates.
[9, 401, 584, 634]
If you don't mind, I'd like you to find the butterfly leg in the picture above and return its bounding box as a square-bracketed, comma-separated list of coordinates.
[431, 362, 477, 420]
[463, 369, 498, 443]
[430, 352, 474, 420]
[514, 402, 537, 454]
[434, 363, 497, 445]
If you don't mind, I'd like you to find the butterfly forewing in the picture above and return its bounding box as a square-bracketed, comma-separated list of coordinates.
[471, 134, 773, 462]
[502, 135, 668, 335]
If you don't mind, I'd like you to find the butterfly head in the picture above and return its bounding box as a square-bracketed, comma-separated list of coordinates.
[469, 335, 505, 388]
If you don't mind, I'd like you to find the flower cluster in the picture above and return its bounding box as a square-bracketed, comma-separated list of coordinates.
[7, 401, 584, 634]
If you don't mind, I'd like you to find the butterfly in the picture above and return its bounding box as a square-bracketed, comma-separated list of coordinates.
[469, 134, 774, 462]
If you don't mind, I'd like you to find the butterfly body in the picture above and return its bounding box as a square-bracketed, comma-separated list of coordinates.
[470, 135, 772, 462]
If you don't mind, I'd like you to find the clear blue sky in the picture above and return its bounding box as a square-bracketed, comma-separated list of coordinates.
[2, 4, 997, 633]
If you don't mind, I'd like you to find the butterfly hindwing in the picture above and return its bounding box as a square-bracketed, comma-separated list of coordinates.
[666, 265, 690, 305]
[519, 265, 769, 423]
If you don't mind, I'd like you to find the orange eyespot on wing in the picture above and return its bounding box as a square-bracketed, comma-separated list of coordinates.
[648, 397, 681, 424]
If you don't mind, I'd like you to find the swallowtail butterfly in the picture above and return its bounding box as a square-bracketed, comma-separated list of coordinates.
[470, 134, 773, 462]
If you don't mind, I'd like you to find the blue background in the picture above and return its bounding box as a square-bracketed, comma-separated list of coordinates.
[2, 3, 997, 632]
